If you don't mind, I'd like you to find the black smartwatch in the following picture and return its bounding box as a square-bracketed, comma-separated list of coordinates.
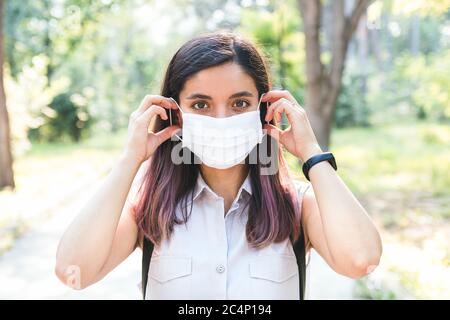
[302, 152, 337, 181]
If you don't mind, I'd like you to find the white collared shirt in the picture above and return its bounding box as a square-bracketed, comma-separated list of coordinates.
[143, 173, 311, 300]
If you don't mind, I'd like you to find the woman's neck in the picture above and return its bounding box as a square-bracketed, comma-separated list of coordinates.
[200, 164, 249, 213]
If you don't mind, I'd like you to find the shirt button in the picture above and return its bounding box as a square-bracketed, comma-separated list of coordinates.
[216, 264, 225, 273]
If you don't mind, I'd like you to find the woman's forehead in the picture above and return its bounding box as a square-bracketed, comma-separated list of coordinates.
[180, 62, 258, 99]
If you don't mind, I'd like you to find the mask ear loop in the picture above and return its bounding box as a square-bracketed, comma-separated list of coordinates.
[256, 92, 270, 144]
[168, 97, 183, 142]
[257, 92, 270, 125]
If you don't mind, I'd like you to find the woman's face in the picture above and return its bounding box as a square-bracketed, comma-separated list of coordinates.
[178, 62, 260, 118]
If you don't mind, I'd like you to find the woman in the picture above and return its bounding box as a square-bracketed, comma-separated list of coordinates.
[55, 32, 382, 300]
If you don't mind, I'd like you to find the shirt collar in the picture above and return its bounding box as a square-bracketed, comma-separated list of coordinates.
[192, 171, 253, 202]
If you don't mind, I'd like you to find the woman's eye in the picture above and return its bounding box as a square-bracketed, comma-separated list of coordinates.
[192, 101, 208, 110]
[233, 99, 250, 109]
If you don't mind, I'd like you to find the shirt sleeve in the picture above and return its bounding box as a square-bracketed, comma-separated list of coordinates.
[292, 179, 313, 257]
[293, 179, 312, 214]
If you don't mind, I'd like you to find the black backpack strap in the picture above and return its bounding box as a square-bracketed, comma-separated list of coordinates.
[141, 236, 154, 300]
[292, 222, 306, 300]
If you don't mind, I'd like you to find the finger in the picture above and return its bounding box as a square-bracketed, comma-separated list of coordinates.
[136, 95, 178, 117]
[136, 105, 168, 128]
[153, 125, 182, 146]
[261, 90, 295, 103]
[273, 104, 285, 123]
[263, 123, 282, 142]
[265, 98, 297, 124]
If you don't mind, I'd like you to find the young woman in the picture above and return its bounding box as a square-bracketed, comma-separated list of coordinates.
[55, 32, 382, 300]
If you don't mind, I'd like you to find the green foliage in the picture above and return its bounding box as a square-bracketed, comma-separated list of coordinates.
[5, 1, 48, 79]
[335, 74, 371, 128]
[329, 122, 450, 199]
[407, 51, 450, 120]
[238, 0, 306, 102]
[28, 92, 93, 143]
[368, 50, 450, 123]
[5, 0, 190, 141]
[390, 0, 450, 17]
[387, 15, 446, 55]
[5, 0, 118, 80]
[6, 0, 449, 141]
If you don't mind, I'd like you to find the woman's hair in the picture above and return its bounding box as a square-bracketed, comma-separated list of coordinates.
[133, 31, 302, 249]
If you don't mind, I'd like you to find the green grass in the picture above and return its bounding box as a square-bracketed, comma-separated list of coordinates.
[331, 122, 450, 196]
[354, 277, 398, 300]
[287, 122, 450, 220]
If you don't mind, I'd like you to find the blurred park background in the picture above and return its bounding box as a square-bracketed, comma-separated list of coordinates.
[0, 0, 449, 299]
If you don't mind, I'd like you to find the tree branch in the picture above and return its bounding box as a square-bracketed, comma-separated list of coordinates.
[327, 0, 346, 101]
[346, 0, 374, 39]
[298, 0, 323, 87]
[325, 0, 373, 114]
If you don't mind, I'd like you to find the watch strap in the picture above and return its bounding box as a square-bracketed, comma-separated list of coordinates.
[302, 152, 337, 181]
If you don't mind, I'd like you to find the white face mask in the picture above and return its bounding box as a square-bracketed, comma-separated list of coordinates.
[169, 93, 266, 169]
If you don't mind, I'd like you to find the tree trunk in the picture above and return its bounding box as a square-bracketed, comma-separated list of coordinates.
[0, 0, 15, 190]
[308, 102, 333, 149]
[298, 0, 373, 150]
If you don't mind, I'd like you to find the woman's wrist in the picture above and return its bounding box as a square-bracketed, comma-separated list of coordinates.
[298, 143, 323, 163]
[119, 150, 143, 171]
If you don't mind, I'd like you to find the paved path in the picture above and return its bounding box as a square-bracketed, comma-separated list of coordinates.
[0, 176, 354, 300]
[0, 177, 142, 299]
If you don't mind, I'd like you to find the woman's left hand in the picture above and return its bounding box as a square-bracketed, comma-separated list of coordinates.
[262, 90, 322, 162]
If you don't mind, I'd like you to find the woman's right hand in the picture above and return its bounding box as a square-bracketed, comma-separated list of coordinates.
[123, 95, 180, 165]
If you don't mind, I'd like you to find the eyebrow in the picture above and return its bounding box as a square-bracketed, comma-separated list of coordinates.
[186, 91, 254, 100]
